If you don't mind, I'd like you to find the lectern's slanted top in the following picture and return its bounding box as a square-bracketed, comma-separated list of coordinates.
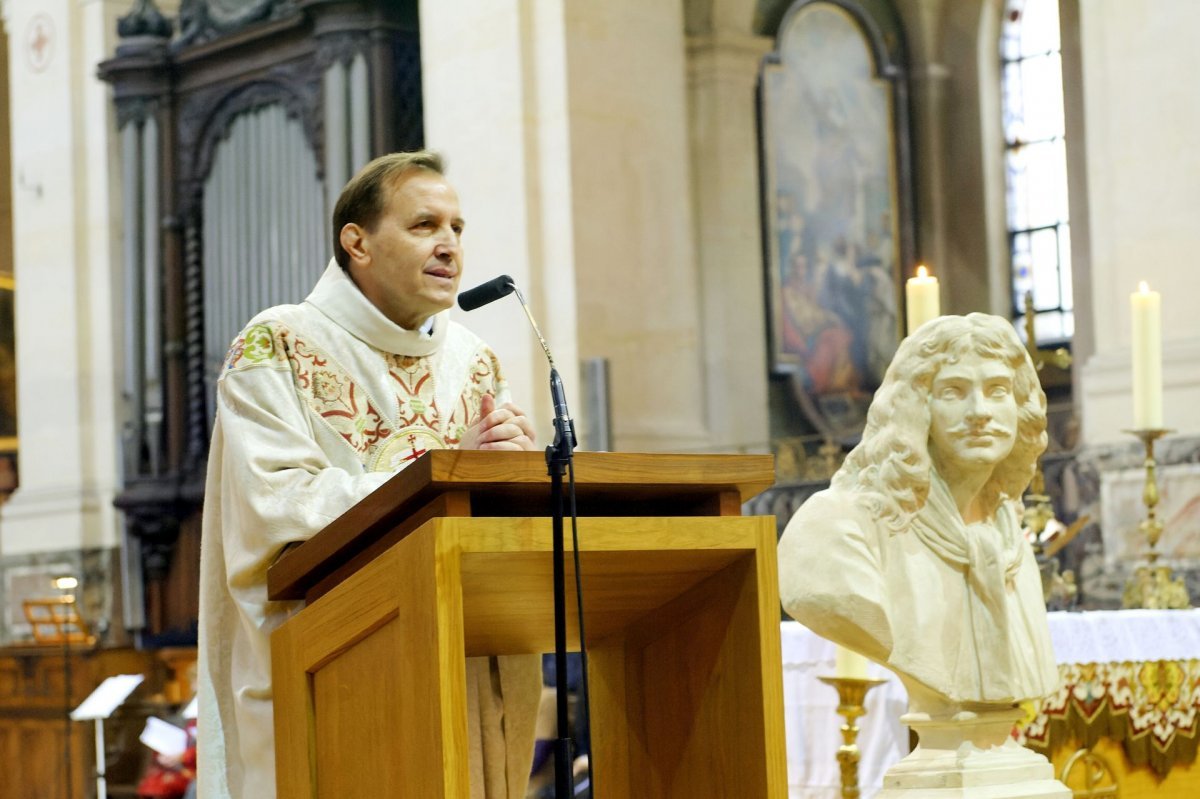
[266, 450, 774, 602]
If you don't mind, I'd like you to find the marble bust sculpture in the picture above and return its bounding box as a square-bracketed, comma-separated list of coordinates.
[779, 313, 1060, 714]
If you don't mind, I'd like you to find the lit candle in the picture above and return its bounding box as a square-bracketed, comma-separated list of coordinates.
[834, 645, 869, 679]
[905, 264, 940, 335]
[1131, 281, 1163, 429]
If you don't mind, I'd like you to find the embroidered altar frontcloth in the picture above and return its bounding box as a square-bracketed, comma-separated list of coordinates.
[1019, 609, 1200, 776]
[782, 609, 1200, 796]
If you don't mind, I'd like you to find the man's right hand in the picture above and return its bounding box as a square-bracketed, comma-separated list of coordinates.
[459, 394, 538, 451]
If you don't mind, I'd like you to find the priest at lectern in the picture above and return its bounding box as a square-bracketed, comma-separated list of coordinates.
[196, 151, 541, 799]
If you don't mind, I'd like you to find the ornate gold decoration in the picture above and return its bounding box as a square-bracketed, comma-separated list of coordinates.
[817, 436, 843, 479]
[1019, 293, 1085, 606]
[817, 676, 886, 799]
[773, 435, 845, 483]
[1121, 428, 1190, 609]
[1023, 291, 1073, 373]
[1024, 467, 1056, 552]
[1060, 747, 1119, 798]
[1021, 659, 1200, 777]
[1020, 292, 1071, 548]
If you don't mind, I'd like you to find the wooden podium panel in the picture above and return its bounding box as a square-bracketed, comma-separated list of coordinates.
[267, 451, 776, 603]
[272, 514, 787, 798]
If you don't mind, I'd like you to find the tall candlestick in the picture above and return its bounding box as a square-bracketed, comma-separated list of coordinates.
[817, 676, 887, 799]
[1131, 281, 1163, 429]
[905, 264, 940, 335]
[835, 645, 869, 680]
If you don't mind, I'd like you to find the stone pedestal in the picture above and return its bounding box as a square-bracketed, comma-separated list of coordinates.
[877, 709, 1070, 798]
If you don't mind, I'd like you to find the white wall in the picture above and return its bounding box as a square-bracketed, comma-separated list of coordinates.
[0, 0, 125, 554]
[687, 19, 773, 453]
[420, 0, 578, 443]
[1076, 0, 1200, 444]
[421, 0, 724, 453]
[563, 0, 710, 452]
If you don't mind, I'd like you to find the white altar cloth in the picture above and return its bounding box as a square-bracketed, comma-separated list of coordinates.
[781, 610, 1200, 798]
[1044, 608, 1200, 664]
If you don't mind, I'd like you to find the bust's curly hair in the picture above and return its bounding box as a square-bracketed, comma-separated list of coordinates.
[831, 313, 1047, 532]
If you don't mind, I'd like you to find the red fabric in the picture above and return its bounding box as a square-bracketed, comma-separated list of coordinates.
[136, 760, 192, 799]
[138, 721, 197, 799]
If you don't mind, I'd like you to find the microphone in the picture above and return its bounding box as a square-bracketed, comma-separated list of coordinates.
[456, 276, 576, 450]
[457, 275, 515, 312]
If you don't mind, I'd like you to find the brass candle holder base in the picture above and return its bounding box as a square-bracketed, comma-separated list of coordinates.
[1123, 563, 1190, 609]
[818, 676, 887, 799]
[1121, 428, 1190, 609]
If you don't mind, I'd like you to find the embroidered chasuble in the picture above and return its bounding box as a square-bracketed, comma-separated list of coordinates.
[197, 261, 540, 799]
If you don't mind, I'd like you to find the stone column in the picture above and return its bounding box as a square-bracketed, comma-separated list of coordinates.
[687, 29, 773, 452]
[1075, 0, 1200, 444]
[0, 0, 125, 556]
[421, 0, 713, 452]
[561, 0, 710, 452]
[898, 0, 1005, 318]
[419, 0, 578, 436]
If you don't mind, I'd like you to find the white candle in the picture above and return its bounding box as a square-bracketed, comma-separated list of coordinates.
[834, 645, 869, 679]
[905, 264, 940, 335]
[1131, 281, 1163, 429]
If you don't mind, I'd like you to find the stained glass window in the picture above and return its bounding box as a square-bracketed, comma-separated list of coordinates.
[1002, 0, 1073, 344]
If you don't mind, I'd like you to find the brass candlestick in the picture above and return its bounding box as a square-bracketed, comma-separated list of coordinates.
[1022, 291, 1072, 373]
[1023, 467, 1056, 555]
[1121, 428, 1190, 609]
[818, 676, 887, 799]
[1020, 291, 1071, 550]
[1018, 294, 1085, 607]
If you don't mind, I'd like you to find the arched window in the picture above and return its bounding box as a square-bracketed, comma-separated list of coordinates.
[1002, 0, 1072, 344]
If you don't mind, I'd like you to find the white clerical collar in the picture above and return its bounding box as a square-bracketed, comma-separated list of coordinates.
[304, 259, 448, 356]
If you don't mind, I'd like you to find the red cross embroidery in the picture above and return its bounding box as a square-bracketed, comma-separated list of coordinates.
[402, 434, 427, 462]
[32, 27, 46, 56]
[27, 15, 53, 73]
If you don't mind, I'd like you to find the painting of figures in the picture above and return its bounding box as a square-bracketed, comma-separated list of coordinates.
[761, 1, 904, 435]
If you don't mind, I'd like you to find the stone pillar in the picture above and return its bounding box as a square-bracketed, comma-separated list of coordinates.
[898, 0, 1006, 319]
[419, 0, 578, 437]
[1075, 0, 1200, 444]
[901, 0, 950, 301]
[0, 0, 126, 556]
[562, 0, 709, 452]
[421, 0, 712, 452]
[687, 29, 773, 452]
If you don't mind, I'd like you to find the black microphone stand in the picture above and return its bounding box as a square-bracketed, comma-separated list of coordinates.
[457, 277, 586, 797]
[545, 367, 578, 799]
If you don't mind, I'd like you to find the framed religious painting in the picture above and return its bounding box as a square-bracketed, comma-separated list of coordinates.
[758, 0, 915, 440]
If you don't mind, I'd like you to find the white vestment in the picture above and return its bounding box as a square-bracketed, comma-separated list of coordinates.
[196, 262, 540, 799]
[778, 472, 1059, 707]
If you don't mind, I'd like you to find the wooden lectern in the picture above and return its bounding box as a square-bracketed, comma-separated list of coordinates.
[267, 450, 787, 797]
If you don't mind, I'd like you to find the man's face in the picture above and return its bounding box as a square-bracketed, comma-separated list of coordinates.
[346, 169, 464, 330]
[928, 352, 1019, 476]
